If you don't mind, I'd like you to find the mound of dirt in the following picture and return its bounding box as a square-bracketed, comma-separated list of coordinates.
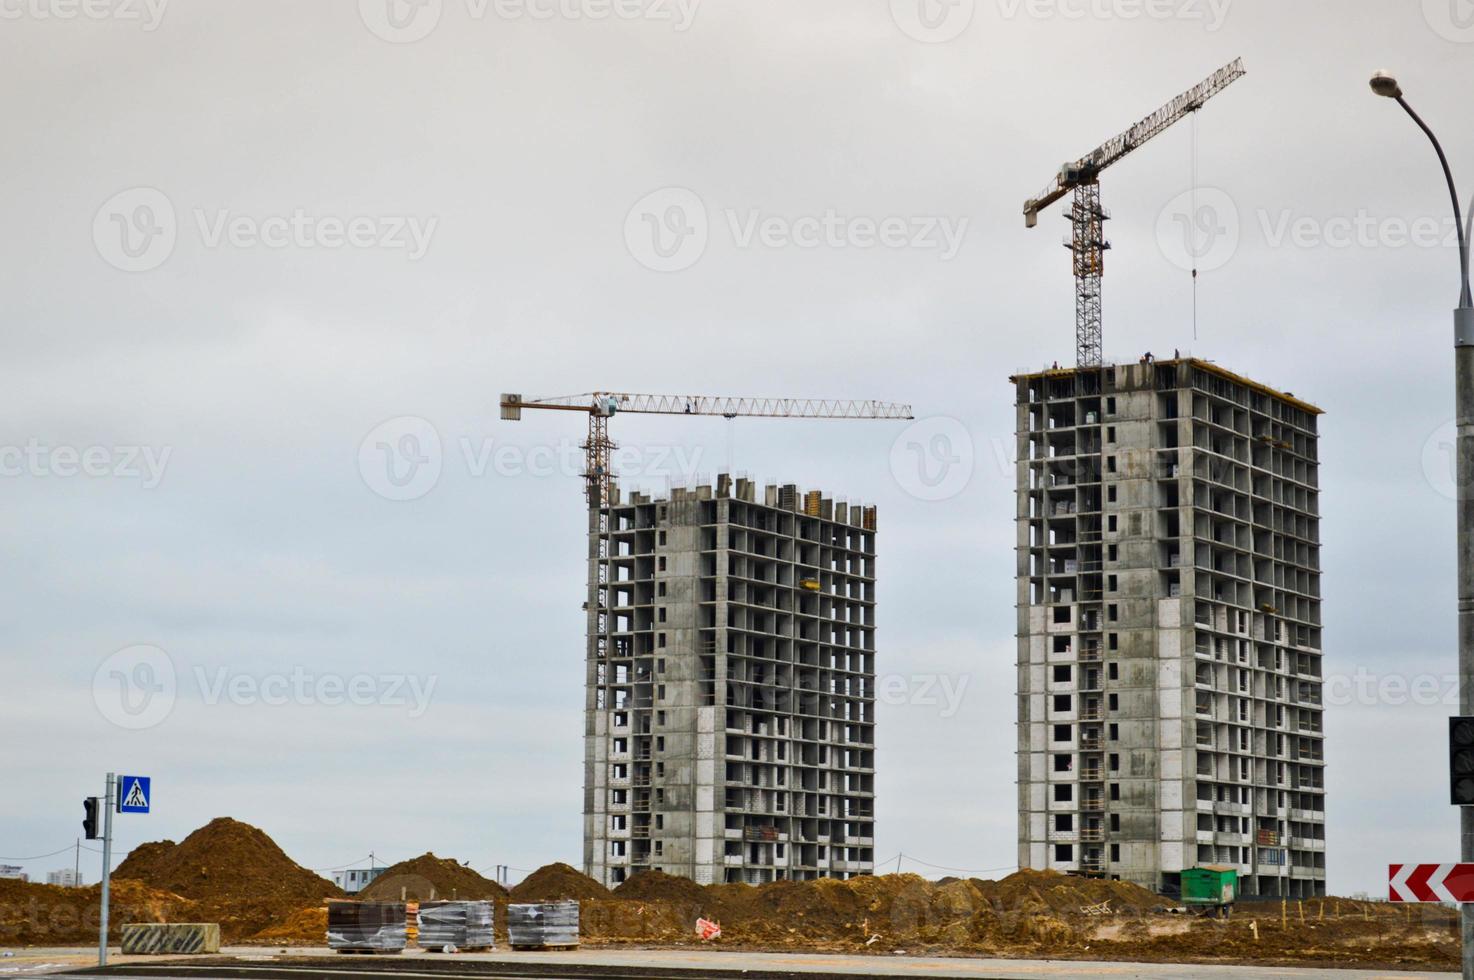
[648, 870, 1164, 951]
[509, 863, 608, 903]
[115, 817, 341, 906]
[358, 853, 508, 902]
[0, 878, 195, 945]
[248, 903, 328, 945]
[611, 870, 706, 905]
[112, 817, 341, 940]
[975, 868, 1162, 917]
[700, 873, 959, 947]
[581, 898, 694, 944]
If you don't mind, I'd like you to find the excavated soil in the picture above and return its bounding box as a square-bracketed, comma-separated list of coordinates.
[508, 862, 609, 903]
[357, 854, 508, 903]
[580, 870, 1458, 971]
[113, 817, 341, 941]
[611, 870, 706, 905]
[0, 879, 194, 945]
[25, 819, 1455, 970]
[115, 817, 341, 905]
[248, 904, 328, 945]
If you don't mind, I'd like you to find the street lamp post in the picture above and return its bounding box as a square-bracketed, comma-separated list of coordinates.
[1370, 69, 1474, 980]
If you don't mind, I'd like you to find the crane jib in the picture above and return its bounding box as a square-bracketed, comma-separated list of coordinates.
[499, 391, 914, 503]
[1022, 57, 1245, 221]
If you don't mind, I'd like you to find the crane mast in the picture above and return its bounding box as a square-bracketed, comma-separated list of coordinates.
[1024, 58, 1246, 368]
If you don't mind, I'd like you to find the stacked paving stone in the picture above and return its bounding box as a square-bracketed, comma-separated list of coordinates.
[417, 900, 494, 950]
[506, 901, 579, 948]
[327, 901, 407, 952]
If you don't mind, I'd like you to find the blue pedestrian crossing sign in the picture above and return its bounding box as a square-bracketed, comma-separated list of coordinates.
[118, 776, 151, 814]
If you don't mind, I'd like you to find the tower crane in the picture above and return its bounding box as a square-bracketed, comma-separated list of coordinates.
[500, 392, 914, 507]
[1024, 57, 1246, 368]
[500, 391, 913, 671]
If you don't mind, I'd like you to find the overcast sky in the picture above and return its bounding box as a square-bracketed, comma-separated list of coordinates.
[2, 0, 1471, 898]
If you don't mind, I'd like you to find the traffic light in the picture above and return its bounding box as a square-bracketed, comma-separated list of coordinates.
[83, 796, 101, 840]
[1451, 716, 1474, 805]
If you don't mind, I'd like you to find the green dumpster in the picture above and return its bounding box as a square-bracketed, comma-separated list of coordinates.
[1181, 865, 1239, 908]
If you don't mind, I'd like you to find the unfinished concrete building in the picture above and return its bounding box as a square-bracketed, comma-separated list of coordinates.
[1013, 358, 1325, 899]
[583, 477, 877, 888]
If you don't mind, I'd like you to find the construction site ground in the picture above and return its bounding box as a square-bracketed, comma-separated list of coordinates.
[0, 819, 1458, 974]
[4, 947, 1459, 980]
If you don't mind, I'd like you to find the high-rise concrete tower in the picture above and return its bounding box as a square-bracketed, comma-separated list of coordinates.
[583, 477, 877, 888]
[1013, 357, 1325, 898]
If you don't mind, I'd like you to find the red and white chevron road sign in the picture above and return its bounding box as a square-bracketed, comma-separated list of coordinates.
[1389, 864, 1474, 902]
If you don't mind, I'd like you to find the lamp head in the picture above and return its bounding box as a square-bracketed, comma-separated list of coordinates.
[1369, 71, 1402, 99]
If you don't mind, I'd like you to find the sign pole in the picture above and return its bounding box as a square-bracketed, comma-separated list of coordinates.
[99, 772, 114, 967]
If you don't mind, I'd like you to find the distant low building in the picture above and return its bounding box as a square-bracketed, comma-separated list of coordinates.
[332, 867, 386, 894]
[47, 869, 83, 887]
[0, 865, 27, 882]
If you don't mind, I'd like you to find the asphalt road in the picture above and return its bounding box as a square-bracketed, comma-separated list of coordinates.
[3, 947, 1454, 980]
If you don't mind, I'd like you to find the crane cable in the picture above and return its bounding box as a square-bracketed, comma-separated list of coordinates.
[1190, 109, 1200, 343]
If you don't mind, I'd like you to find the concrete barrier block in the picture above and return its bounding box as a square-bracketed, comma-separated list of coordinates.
[120, 923, 221, 955]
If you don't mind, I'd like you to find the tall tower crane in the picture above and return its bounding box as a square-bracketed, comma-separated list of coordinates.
[1024, 58, 1246, 368]
[500, 390, 913, 681]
